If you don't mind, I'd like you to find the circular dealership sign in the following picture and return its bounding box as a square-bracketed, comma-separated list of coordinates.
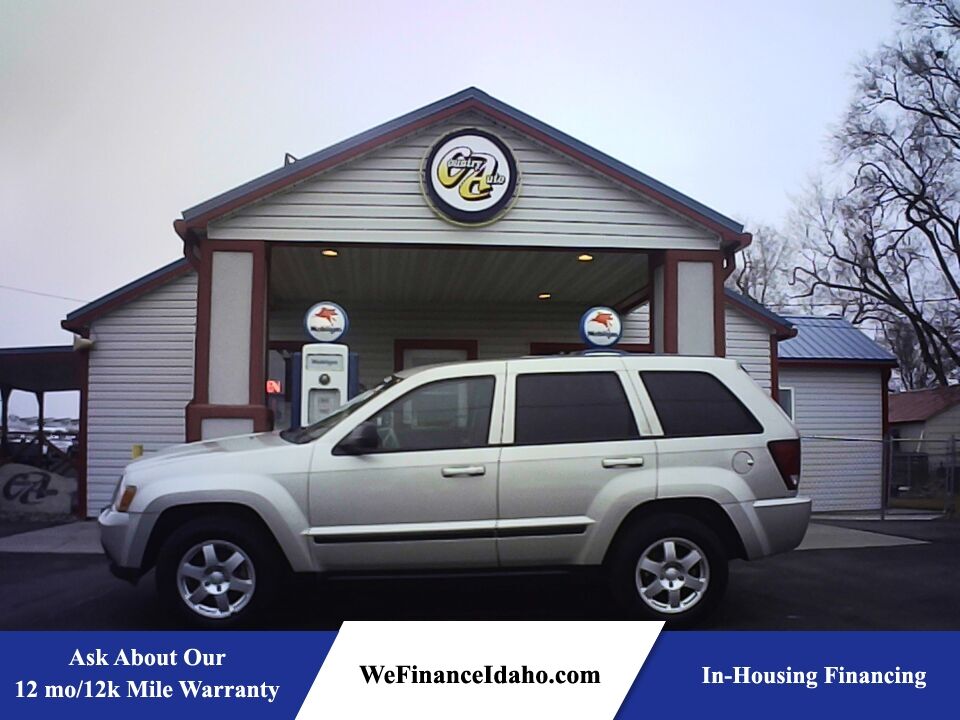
[580, 306, 623, 348]
[304, 301, 349, 343]
[422, 128, 519, 225]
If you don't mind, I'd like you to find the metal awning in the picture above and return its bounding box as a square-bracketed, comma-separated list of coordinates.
[0, 346, 84, 393]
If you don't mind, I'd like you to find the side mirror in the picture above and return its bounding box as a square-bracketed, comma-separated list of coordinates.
[335, 421, 380, 455]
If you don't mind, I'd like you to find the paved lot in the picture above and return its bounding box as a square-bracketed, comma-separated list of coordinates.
[0, 519, 958, 630]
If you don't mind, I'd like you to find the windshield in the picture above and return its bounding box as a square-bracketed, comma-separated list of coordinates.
[280, 374, 404, 444]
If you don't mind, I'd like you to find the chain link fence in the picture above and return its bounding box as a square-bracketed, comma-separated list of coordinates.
[886, 435, 958, 516]
[793, 434, 957, 517]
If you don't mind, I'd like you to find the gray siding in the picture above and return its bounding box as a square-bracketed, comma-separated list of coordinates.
[724, 305, 771, 391]
[209, 111, 720, 251]
[779, 366, 884, 512]
[85, 272, 197, 517]
[623, 303, 650, 344]
[914, 403, 960, 443]
[894, 405, 960, 465]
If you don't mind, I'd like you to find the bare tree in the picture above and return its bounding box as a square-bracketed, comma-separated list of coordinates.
[726, 224, 797, 308]
[793, 0, 960, 387]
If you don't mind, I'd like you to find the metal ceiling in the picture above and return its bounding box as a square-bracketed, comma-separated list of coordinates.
[269, 246, 648, 308]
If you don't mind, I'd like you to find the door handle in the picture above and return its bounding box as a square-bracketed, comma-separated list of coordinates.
[601, 457, 645, 469]
[441, 465, 486, 478]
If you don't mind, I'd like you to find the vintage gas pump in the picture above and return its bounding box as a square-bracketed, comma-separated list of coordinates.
[300, 343, 350, 425]
[293, 301, 359, 427]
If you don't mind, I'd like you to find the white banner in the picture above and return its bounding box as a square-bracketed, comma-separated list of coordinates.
[297, 621, 663, 720]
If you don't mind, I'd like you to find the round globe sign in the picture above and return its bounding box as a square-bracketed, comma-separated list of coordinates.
[304, 301, 349, 343]
[422, 128, 519, 225]
[580, 306, 623, 348]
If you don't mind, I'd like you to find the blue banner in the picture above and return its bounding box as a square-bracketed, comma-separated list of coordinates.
[0, 631, 335, 719]
[622, 632, 951, 718]
[0, 629, 954, 718]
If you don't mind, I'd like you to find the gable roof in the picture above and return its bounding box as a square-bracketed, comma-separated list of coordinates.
[175, 87, 750, 250]
[778, 316, 897, 366]
[62, 258, 192, 334]
[723, 288, 795, 339]
[889, 385, 960, 424]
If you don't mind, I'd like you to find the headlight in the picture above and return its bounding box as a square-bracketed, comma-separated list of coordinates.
[111, 476, 138, 512]
[116, 485, 138, 513]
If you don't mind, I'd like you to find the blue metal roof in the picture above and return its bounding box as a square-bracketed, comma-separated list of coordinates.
[181, 87, 744, 235]
[779, 316, 897, 363]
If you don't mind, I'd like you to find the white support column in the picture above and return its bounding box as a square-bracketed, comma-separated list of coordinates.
[204, 251, 254, 440]
[676, 261, 715, 356]
[186, 240, 271, 442]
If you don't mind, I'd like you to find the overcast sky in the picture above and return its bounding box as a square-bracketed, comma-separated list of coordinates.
[1, 0, 895, 415]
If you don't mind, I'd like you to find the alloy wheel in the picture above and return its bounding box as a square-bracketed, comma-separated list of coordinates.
[635, 536, 710, 615]
[176, 539, 256, 619]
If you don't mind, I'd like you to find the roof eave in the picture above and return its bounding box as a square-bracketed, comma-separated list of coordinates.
[62, 258, 192, 334]
[779, 357, 899, 368]
[723, 288, 795, 338]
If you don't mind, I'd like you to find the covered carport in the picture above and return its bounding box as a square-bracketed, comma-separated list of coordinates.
[0, 345, 86, 515]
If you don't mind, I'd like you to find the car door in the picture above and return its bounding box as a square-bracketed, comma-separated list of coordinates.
[496, 358, 658, 567]
[306, 363, 504, 571]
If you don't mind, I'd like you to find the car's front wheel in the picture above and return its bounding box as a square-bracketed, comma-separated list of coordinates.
[156, 517, 278, 627]
[609, 514, 728, 626]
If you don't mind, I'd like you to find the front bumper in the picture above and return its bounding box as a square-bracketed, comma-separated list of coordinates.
[725, 496, 812, 560]
[98, 506, 154, 582]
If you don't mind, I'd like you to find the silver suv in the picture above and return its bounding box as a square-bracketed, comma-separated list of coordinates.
[100, 354, 810, 626]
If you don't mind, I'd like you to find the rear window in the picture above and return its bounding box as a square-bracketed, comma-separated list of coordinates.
[640, 371, 762, 438]
[515, 372, 639, 445]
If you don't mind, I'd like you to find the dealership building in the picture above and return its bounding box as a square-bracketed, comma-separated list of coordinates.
[51, 88, 892, 516]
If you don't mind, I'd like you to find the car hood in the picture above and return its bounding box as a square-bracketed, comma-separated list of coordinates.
[134, 431, 291, 466]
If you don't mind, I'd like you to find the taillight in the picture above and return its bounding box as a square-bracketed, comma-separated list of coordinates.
[767, 439, 801, 491]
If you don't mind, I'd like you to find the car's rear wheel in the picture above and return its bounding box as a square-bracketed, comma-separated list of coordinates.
[609, 514, 728, 626]
[156, 517, 278, 627]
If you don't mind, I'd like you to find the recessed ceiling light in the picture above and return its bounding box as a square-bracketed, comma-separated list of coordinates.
[537, 293, 552, 300]
[321, 249, 339, 257]
[578, 253, 594, 262]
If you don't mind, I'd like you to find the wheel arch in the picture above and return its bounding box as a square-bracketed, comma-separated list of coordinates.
[602, 497, 747, 567]
[141, 502, 298, 575]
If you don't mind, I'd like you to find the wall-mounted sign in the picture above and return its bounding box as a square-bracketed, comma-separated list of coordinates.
[304, 301, 349, 343]
[580, 306, 623, 348]
[422, 128, 519, 226]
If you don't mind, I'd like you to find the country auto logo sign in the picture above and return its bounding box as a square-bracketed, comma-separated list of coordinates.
[422, 128, 520, 226]
[580, 306, 623, 348]
[304, 301, 348, 343]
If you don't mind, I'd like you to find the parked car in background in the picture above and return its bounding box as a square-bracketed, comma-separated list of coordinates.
[99, 354, 810, 626]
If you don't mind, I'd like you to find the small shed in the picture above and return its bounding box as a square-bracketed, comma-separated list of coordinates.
[777, 316, 897, 512]
[0, 345, 85, 516]
[889, 385, 960, 440]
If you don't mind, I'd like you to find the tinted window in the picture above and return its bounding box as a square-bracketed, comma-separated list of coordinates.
[514, 372, 639, 445]
[363, 376, 495, 452]
[640, 371, 762, 437]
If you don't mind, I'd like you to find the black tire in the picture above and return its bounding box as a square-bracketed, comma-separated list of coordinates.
[608, 514, 728, 626]
[155, 516, 281, 628]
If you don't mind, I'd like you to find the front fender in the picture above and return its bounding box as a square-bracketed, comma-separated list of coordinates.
[137, 475, 315, 572]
